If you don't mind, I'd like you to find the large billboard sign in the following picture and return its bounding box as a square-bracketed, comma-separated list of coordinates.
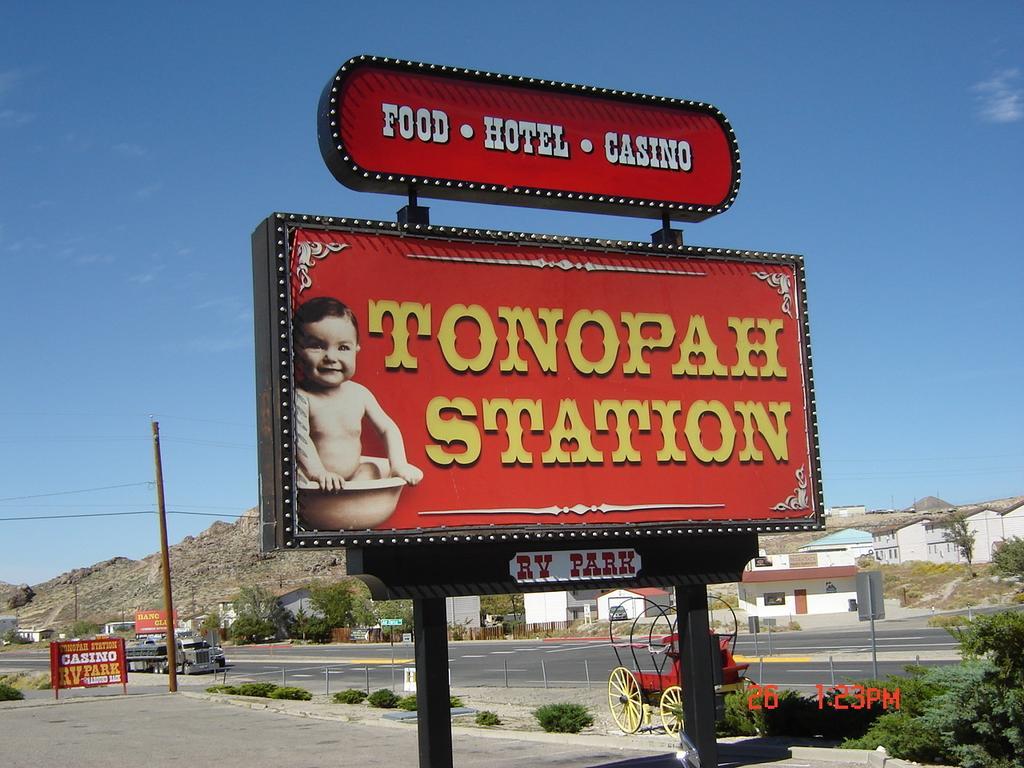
[318, 56, 740, 222]
[134, 609, 178, 635]
[49, 637, 127, 697]
[254, 216, 823, 551]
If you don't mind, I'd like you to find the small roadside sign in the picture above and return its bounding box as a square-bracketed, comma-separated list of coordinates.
[856, 571, 885, 621]
[381, 618, 403, 627]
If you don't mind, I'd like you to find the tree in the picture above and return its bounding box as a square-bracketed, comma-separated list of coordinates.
[991, 537, 1024, 582]
[68, 620, 99, 638]
[942, 513, 976, 575]
[308, 580, 372, 629]
[231, 585, 288, 644]
[199, 610, 222, 636]
[931, 610, 1024, 767]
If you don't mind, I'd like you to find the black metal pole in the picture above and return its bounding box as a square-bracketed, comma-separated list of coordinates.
[413, 597, 453, 768]
[677, 584, 718, 767]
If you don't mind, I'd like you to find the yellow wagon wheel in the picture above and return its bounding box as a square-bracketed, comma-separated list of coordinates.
[608, 667, 644, 733]
[659, 685, 684, 734]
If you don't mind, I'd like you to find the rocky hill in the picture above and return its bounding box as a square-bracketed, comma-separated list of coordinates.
[5, 495, 1020, 632]
[4, 509, 347, 630]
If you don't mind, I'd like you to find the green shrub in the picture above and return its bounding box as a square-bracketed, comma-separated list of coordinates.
[367, 688, 400, 708]
[333, 689, 367, 704]
[449, 695, 464, 708]
[0, 682, 24, 701]
[0, 672, 50, 690]
[475, 710, 501, 726]
[761, 689, 819, 737]
[533, 703, 594, 733]
[398, 694, 418, 711]
[205, 684, 239, 694]
[716, 690, 762, 736]
[842, 712, 949, 764]
[269, 686, 312, 701]
[928, 614, 968, 628]
[235, 682, 279, 698]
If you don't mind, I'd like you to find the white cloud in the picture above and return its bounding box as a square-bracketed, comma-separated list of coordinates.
[0, 70, 21, 96]
[973, 68, 1023, 123]
[76, 253, 116, 265]
[0, 109, 34, 126]
[127, 263, 164, 284]
[135, 182, 162, 199]
[113, 142, 147, 157]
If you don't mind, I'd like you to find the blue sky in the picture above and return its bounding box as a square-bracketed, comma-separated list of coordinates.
[1, 2, 1021, 585]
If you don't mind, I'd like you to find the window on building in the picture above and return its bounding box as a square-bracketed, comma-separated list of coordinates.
[764, 592, 786, 606]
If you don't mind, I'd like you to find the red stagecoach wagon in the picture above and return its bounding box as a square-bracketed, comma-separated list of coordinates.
[607, 596, 748, 734]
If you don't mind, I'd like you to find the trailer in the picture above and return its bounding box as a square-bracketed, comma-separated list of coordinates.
[125, 634, 218, 675]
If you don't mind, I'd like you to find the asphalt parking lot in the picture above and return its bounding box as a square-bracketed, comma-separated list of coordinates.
[1, 691, 904, 768]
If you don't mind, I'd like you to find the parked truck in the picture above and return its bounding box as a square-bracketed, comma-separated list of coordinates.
[125, 634, 219, 675]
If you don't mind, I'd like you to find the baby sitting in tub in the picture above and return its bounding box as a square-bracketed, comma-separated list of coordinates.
[293, 296, 423, 492]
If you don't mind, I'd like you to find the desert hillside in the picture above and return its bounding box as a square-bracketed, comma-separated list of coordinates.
[2, 509, 347, 630]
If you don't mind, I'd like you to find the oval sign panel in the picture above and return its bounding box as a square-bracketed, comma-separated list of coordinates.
[318, 56, 740, 222]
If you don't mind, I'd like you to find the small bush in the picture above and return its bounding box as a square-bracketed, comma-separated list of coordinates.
[449, 694, 464, 708]
[761, 689, 819, 737]
[269, 686, 312, 701]
[533, 703, 594, 733]
[333, 689, 367, 704]
[205, 684, 239, 694]
[928, 614, 968, 629]
[0, 682, 24, 701]
[367, 688, 400, 708]
[842, 712, 948, 763]
[786, 621, 802, 631]
[398, 694, 418, 711]
[475, 710, 501, 726]
[0, 672, 50, 690]
[235, 682, 279, 698]
[716, 690, 762, 736]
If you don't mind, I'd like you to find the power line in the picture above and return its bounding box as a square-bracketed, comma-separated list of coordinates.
[0, 482, 153, 503]
[0, 509, 247, 522]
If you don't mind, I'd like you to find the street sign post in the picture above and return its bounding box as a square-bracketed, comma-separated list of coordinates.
[856, 571, 885, 678]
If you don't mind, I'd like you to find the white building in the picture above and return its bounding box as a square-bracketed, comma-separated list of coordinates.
[799, 529, 874, 559]
[445, 596, 480, 629]
[738, 552, 858, 617]
[825, 505, 867, 518]
[871, 517, 933, 564]
[596, 587, 671, 621]
[964, 501, 1024, 563]
[102, 621, 135, 634]
[523, 591, 598, 624]
[739, 567, 858, 617]
[871, 501, 1024, 565]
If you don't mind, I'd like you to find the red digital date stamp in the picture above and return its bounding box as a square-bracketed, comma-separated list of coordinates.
[745, 684, 901, 711]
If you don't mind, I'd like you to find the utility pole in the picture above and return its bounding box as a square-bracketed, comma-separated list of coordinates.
[151, 419, 178, 692]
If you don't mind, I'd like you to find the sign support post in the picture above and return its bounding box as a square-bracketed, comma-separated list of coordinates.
[413, 597, 453, 768]
[678, 584, 718, 767]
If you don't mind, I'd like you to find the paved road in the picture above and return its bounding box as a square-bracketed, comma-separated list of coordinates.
[2, 622, 960, 696]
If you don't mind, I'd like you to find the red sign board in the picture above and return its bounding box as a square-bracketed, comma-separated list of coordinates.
[253, 218, 822, 550]
[134, 609, 177, 635]
[318, 56, 740, 221]
[50, 637, 127, 697]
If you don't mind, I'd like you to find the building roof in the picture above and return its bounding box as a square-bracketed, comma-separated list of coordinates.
[742, 566, 858, 583]
[800, 529, 872, 548]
